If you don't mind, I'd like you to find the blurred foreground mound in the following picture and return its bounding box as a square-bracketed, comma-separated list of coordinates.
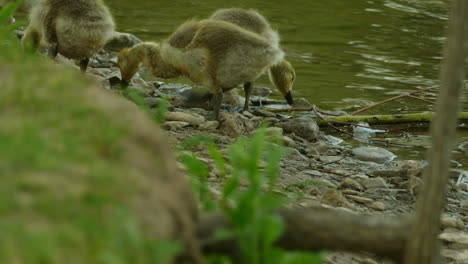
[0, 55, 202, 263]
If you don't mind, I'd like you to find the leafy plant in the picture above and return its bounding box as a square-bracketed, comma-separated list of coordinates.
[180, 128, 323, 264]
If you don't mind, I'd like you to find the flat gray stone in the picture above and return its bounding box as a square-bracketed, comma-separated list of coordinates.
[352, 146, 396, 163]
[362, 177, 388, 189]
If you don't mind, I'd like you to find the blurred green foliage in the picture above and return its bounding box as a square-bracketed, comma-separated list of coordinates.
[0, 3, 179, 263]
[180, 129, 323, 264]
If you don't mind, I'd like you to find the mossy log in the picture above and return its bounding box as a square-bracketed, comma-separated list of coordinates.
[315, 112, 468, 126]
[198, 208, 411, 262]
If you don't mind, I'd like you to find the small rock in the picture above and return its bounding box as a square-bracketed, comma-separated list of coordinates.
[362, 177, 388, 189]
[219, 115, 244, 137]
[460, 199, 468, 212]
[341, 178, 365, 191]
[321, 190, 355, 209]
[370, 201, 386, 211]
[302, 170, 322, 177]
[131, 77, 156, 91]
[282, 136, 297, 148]
[164, 112, 205, 126]
[242, 111, 255, 118]
[285, 148, 309, 162]
[341, 189, 360, 195]
[279, 117, 319, 141]
[346, 195, 372, 204]
[162, 121, 190, 131]
[253, 109, 277, 118]
[265, 127, 283, 138]
[352, 146, 396, 163]
[199, 121, 219, 131]
[441, 217, 464, 229]
[319, 155, 343, 164]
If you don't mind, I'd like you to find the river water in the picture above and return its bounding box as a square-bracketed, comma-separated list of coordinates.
[108, 0, 467, 166]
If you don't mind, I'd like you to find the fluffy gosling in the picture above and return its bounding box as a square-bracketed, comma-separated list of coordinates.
[22, 0, 115, 72]
[210, 8, 296, 106]
[118, 19, 284, 120]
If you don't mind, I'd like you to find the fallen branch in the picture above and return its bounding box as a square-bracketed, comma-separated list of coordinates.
[315, 112, 468, 126]
[350, 86, 436, 115]
[198, 208, 412, 263]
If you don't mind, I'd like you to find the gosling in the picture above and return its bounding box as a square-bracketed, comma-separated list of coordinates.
[22, 0, 115, 72]
[210, 8, 296, 106]
[118, 19, 284, 120]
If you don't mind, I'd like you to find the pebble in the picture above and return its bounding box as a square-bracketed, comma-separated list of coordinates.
[285, 148, 310, 162]
[341, 178, 365, 191]
[370, 201, 386, 211]
[199, 121, 219, 131]
[164, 112, 205, 126]
[242, 111, 255, 118]
[441, 217, 464, 229]
[352, 146, 396, 163]
[460, 199, 468, 212]
[282, 136, 297, 148]
[346, 195, 373, 204]
[322, 190, 355, 210]
[319, 155, 343, 164]
[279, 117, 319, 141]
[302, 170, 323, 177]
[362, 177, 388, 189]
[219, 115, 244, 137]
[162, 121, 190, 131]
[341, 189, 360, 195]
[265, 127, 283, 138]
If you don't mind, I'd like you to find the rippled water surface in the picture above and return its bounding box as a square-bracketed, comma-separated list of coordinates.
[108, 0, 467, 165]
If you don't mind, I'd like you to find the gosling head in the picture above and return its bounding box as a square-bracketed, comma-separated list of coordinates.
[117, 47, 141, 88]
[268, 60, 296, 105]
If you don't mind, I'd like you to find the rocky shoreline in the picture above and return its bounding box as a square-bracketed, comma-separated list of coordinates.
[28, 32, 468, 263]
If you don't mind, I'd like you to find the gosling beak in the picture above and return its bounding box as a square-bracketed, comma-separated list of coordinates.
[284, 91, 294, 105]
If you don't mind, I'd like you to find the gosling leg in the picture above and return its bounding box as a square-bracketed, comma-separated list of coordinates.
[79, 58, 90, 73]
[243, 82, 253, 112]
[21, 27, 41, 53]
[211, 92, 223, 121]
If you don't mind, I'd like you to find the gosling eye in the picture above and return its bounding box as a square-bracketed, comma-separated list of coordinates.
[291, 76, 296, 82]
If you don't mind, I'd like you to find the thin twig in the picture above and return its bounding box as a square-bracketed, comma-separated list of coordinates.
[264, 107, 343, 116]
[406, 95, 436, 105]
[351, 86, 437, 115]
